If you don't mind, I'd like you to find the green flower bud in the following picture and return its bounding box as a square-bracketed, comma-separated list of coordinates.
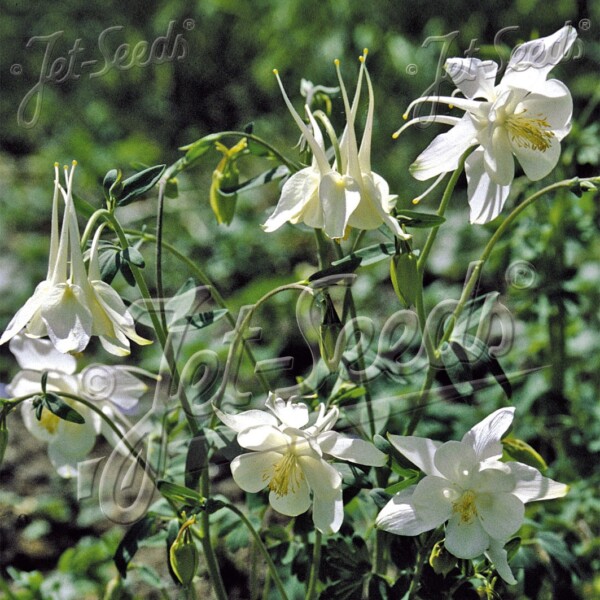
[502, 438, 548, 472]
[390, 252, 420, 307]
[209, 139, 247, 225]
[429, 540, 456, 576]
[169, 517, 199, 586]
[318, 293, 344, 371]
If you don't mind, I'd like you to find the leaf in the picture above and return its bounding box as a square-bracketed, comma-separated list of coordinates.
[117, 164, 166, 207]
[122, 246, 145, 268]
[44, 393, 85, 424]
[221, 165, 289, 194]
[184, 434, 209, 491]
[114, 516, 158, 578]
[331, 242, 395, 268]
[439, 341, 474, 397]
[170, 309, 229, 331]
[156, 480, 204, 506]
[180, 133, 223, 163]
[395, 209, 446, 228]
[308, 256, 362, 283]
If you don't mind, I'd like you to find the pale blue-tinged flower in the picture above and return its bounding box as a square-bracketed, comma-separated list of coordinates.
[215, 393, 386, 534]
[376, 407, 568, 584]
[397, 26, 576, 224]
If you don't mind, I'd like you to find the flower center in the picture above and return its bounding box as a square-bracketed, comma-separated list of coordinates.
[40, 408, 60, 434]
[452, 489, 478, 524]
[267, 450, 304, 497]
[504, 110, 554, 152]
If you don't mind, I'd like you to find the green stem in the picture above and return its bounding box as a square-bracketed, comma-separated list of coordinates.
[306, 530, 323, 600]
[155, 179, 168, 334]
[404, 366, 436, 436]
[406, 531, 438, 600]
[222, 502, 290, 600]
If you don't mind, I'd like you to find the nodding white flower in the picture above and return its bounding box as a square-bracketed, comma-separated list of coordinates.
[7, 334, 147, 477]
[0, 162, 150, 355]
[376, 407, 568, 584]
[264, 52, 409, 240]
[396, 26, 576, 224]
[215, 393, 386, 534]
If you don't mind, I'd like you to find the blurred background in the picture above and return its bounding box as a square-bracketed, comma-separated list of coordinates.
[1, 0, 599, 597]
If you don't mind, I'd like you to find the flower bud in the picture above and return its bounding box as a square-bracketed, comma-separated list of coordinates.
[429, 540, 456, 576]
[318, 294, 344, 371]
[169, 517, 199, 586]
[209, 139, 247, 225]
[390, 252, 420, 307]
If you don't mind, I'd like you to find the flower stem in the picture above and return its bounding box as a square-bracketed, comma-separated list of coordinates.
[306, 530, 323, 600]
[155, 178, 168, 334]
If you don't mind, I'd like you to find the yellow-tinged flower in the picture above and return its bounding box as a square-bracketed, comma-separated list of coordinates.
[396, 26, 576, 224]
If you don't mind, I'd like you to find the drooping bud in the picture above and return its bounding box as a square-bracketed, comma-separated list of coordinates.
[209, 139, 247, 225]
[169, 516, 199, 586]
[390, 251, 420, 307]
[429, 540, 457, 576]
[318, 293, 344, 371]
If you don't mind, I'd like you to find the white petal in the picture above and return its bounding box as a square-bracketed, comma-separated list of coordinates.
[445, 58, 498, 99]
[47, 418, 97, 478]
[484, 126, 515, 186]
[80, 365, 146, 411]
[265, 394, 310, 428]
[213, 404, 278, 433]
[520, 82, 573, 137]
[269, 476, 311, 516]
[387, 434, 443, 476]
[299, 455, 342, 499]
[409, 115, 478, 181]
[433, 441, 478, 485]
[231, 451, 278, 493]
[476, 492, 524, 539]
[319, 173, 361, 239]
[8, 334, 77, 374]
[512, 134, 561, 181]
[506, 462, 569, 502]
[312, 486, 343, 534]
[465, 149, 511, 224]
[237, 425, 289, 453]
[376, 486, 435, 536]
[0, 282, 49, 346]
[485, 539, 518, 585]
[461, 407, 515, 462]
[263, 168, 321, 232]
[412, 476, 456, 526]
[41, 284, 93, 353]
[317, 431, 387, 466]
[502, 26, 577, 90]
[444, 513, 490, 559]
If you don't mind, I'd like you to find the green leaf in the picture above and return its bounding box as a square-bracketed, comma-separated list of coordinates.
[170, 309, 229, 331]
[221, 165, 289, 194]
[180, 133, 223, 163]
[44, 393, 85, 424]
[439, 341, 474, 397]
[156, 480, 204, 506]
[103, 169, 122, 201]
[122, 246, 145, 268]
[308, 256, 362, 283]
[331, 242, 395, 268]
[395, 209, 446, 228]
[246, 136, 273, 157]
[117, 164, 166, 207]
[114, 516, 158, 578]
[184, 434, 208, 492]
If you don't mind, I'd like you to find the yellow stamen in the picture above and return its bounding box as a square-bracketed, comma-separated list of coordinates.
[452, 490, 478, 524]
[267, 451, 304, 497]
[40, 408, 60, 434]
[505, 111, 554, 151]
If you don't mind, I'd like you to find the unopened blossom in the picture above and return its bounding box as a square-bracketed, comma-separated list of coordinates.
[376, 407, 568, 584]
[264, 52, 409, 240]
[7, 334, 147, 477]
[396, 26, 576, 224]
[215, 393, 386, 534]
[0, 162, 150, 355]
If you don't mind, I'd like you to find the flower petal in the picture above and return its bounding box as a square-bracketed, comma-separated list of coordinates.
[444, 513, 490, 559]
[409, 114, 478, 181]
[511, 134, 561, 181]
[237, 425, 289, 453]
[269, 476, 311, 516]
[317, 431, 387, 466]
[461, 407, 515, 462]
[231, 451, 278, 493]
[412, 475, 456, 526]
[465, 149, 511, 224]
[319, 173, 361, 239]
[433, 441, 478, 485]
[484, 125, 515, 186]
[445, 58, 498, 100]
[386, 434, 443, 476]
[485, 539, 518, 585]
[476, 491, 524, 539]
[299, 455, 342, 498]
[265, 394, 310, 428]
[506, 462, 569, 502]
[376, 485, 435, 536]
[312, 486, 343, 534]
[9, 334, 77, 374]
[213, 404, 278, 433]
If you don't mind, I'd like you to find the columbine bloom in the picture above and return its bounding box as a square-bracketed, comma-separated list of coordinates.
[0, 162, 150, 355]
[7, 334, 147, 477]
[376, 407, 568, 584]
[397, 26, 576, 224]
[215, 393, 386, 534]
[264, 52, 409, 240]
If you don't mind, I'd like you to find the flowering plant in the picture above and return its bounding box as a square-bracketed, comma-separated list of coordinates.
[0, 23, 597, 600]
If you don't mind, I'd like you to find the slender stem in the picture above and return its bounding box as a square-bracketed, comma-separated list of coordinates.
[222, 502, 290, 600]
[306, 530, 323, 600]
[406, 531, 438, 600]
[417, 153, 468, 275]
[314, 228, 330, 270]
[155, 179, 168, 334]
[404, 366, 436, 436]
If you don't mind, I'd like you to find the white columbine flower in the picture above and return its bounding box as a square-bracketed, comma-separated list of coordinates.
[397, 26, 576, 224]
[7, 334, 147, 477]
[0, 162, 150, 355]
[376, 407, 568, 584]
[264, 52, 409, 240]
[215, 393, 386, 534]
